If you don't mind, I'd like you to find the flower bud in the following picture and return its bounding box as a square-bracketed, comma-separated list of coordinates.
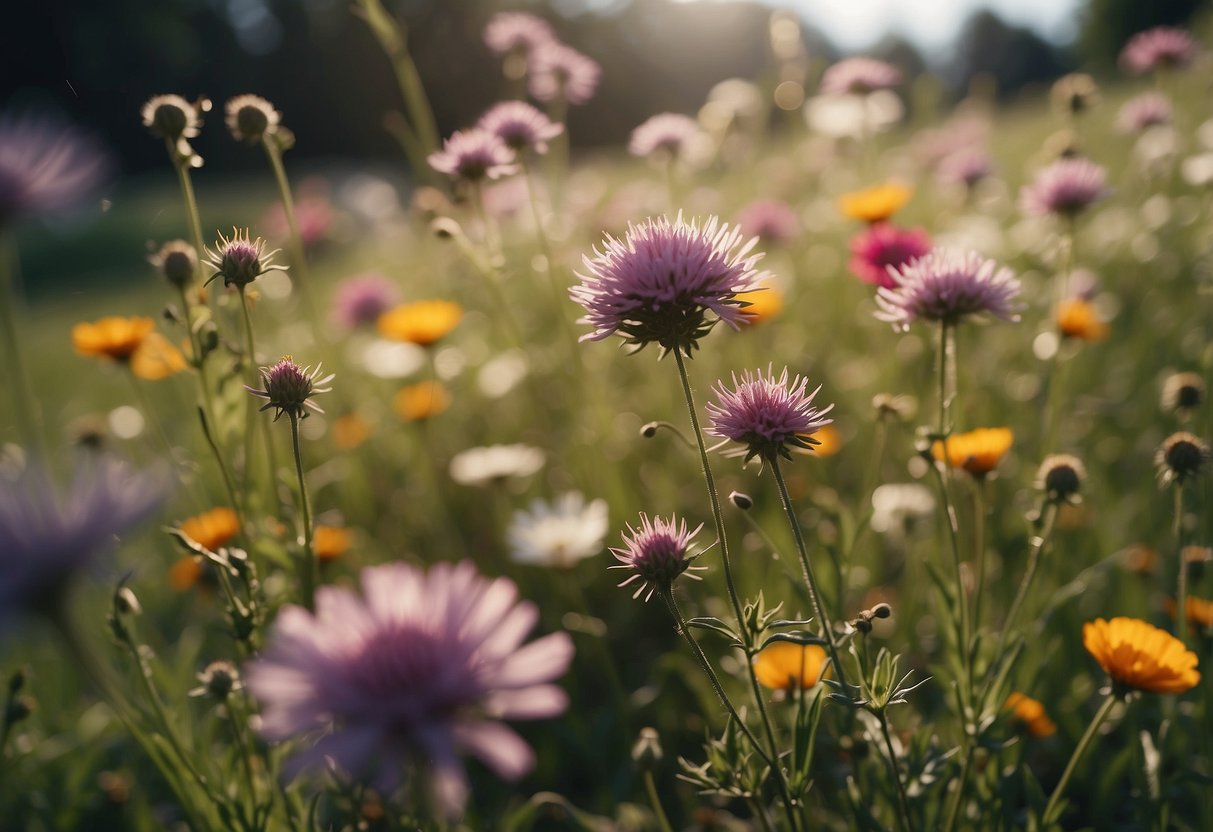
[1036, 454, 1086, 504]
[729, 490, 753, 511]
[631, 727, 663, 768]
[150, 240, 197, 288]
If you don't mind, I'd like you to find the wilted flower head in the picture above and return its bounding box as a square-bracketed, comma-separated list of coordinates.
[1119, 26, 1199, 75]
[246, 356, 335, 421]
[1004, 692, 1057, 737]
[246, 561, 574, 816]
[875, 248, 1021, 330]
[449, 444, 545, 487]
[819, 57, 901, 96]
[428, 129, 517, 183]
[1161, 372, 1204, 417]
[528, 41, 601, 105]
[141, 94, 203, 141]
[628, 113, 703, 160]
[1155, 431, 1211, 486]
[609, 513, 704, 601]
[149, 240, 198, 289]
[483, 12, 555, 57]
[932, 427, 1013, 478]
[936, 148, 994, 189]
[0, 457, 164, 630]
[753, 642, 829, 690]
[1117, 93, 1173, 135]
[1083, 617, 1199, 693]
[478, 101, 563, 155]
[1019, 157, 1109, 218]
[706, 366, 834, 463]
[0, 114, 108, 226]
[204, 228, 286, 289]
[1050, 73, 1100, 117]
[1036, 454, 1086, 504]
[331, 273, 401, 330]
[735, 199, 799, 245]
[838, 182, 912, 223]
[508, 493, 609, 568]
[570, 213, 765, 355]
[848, 223, 931, 289]
[224, 94, 281, 143]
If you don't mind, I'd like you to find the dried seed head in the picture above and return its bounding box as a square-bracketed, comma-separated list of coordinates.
[1036, 454, 1087, 504]
[1156, 432, 1211, 487]
[1161, 372, 1204, 416]
[150, 240, 197, 288]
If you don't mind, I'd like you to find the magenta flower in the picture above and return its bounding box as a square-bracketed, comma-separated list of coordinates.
[628, 113, 702, 160]
[820, 57, 901, 96]
[483, 12, 555, 57]
[609, 514, 705, 601]
[707, 366, 834, 463]
[478, 101, 564, 155]
[735, 199, 799, 245]
[1019, 158, 1109, 219]
[1119, 26, 1199, 75]
[528, 42, 601, 105]
[936, 148, 994, 188]
[0, 114, 108, 227]
[246, 356, 335, 421]
[848, 223, 931, 289]
[331, 273, 401, 329]
[875, 248, 1021, 331]
[570, 213, 766, 355]
[428, 129, 518, 184]
[1117, 92, 1172, 134]
[246, 561, 573, 816]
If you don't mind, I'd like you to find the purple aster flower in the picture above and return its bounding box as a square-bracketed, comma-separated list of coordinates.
[1119, 26, 1199, 75]
[936, 148, 994, 188]
[735, 199, 799, 245]
[707, 366, 834, 463]
[331, 273, 401, 329]
[1117, 92, 1173, 135]
[246, 560, 573, 817]
[0, 114, 108, 227]
[570, 213, 767, 355]
[0, 457, 165, 631]
[875, 248, 1021, 331]
[483, 12, 555, 57]
[247, 356, 335, 421]
[1019, 158, 1109, 219]
[428, 128, 518, 184]
[849, 222, 932, 289]
[819, 57, 902, 96]
[204, 227, 286, 289]
[609, 513, 705, 601]
[477, 101, 563, 155]
[628, 113, 702, 160]
[528, 42, 601, 106]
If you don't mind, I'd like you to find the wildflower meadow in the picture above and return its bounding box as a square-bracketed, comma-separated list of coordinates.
[4, 3, 1213, 830]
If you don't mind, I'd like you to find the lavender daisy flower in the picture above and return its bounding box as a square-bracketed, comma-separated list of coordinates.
[331, 272, 401, 329]
[1119, 26, 1199, 75]
[483, 12, 555, 57]
[628, 113, 703, 160]
[875, 248, 1021, 331]
[477, 101, 564, 155]
[0, 114, 108, 227]
[609, 513, 705, 601]
[246, 560, 574, 816]
[246, 356, 335, 421]
[819, 57, 902, 96]
[428, 128, 518, 184]
[1019, 158, 1109, 219]
[1117, 93, 1173, 135]
[707, 366, 834, 463]
[570, 213, 766, 355]
[508, 492, 609, 568]
[0, 457, 164, 631]
[528, 42, 601, 106]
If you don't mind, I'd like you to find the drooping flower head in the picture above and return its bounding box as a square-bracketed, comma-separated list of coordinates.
[508, 492, 609, 568]
[0, 114, 108, 227]
[478, 101, 564, 155]
[628, 113, 703, 161]
[141, 94, 203, 142]
[1082, 617, 1199, 693]
[246, 356, 335, 421]
[570, 214, 766, 355]
[848, 223, 931, 289]
[149, 240, 198, 289]
[1004, 693, 1057, 737]
[753, 642, 829, 690]
[932, 427, 1013, 478]
[735, 199, 799, 245]
[428, 128, 518, 184]
[819, 57, 902, 96]
[1117, 92, 1173, 135]
[528, 41, 601, 105]
[204, 228, 287, 289]
[224, 94, 281, 144]
[1119, 27, 1199, 75]
[1019, 158, 1109, 219]
[707, 366, 834, 463]
[483, 12, 555, 58]
[838, 182, 912, 223]
[331, 273, 401, 330]
[377, 299, 462, 346]
[609, 513, 705, 601]
[1155, 431, 1210, 487]
[875, 248, 1021, 330]
[246, 561, 574, 817]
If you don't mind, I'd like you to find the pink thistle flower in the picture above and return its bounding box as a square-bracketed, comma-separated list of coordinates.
[1119, 26, 1199, 75]
[735, 199, 799, 246]
[628, 113, 702, 160]
[483, 12, 555, 57]
[707, 366, 834, 463]
[609, 514, 705, 601]
[203, 227, 287, 289]
[477, 101, 563, 155]
[1019, 158, 1109, 219]
[246, 561, 573, 817]
[428, 129, 518, 184]
[246, 356, 335, 421]
[875, 248, 1021, 331]
[820, 57, 902, 96]
[848, 223, 932, 289]
[331, 273, 401, 329]
[528, 42, 601, 106]
[0, 114, 108, 227]
[1117, 92, 1173, 134]
[936, 148, 994, 188]
[570, 213, 767, 356]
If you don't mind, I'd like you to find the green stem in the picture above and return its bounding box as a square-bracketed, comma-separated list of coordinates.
[993, 503, 1058, 665]
[0, 233, 44, 455]
[1174, 483, 1188, 646]
[1042, 693, 1118, 825]
[289, 412, 317, 612]
[878, 712, 916, 832]
[971, 478, 987, 633]
[643, 771, 674, 832]
[167, 138, 207, 262]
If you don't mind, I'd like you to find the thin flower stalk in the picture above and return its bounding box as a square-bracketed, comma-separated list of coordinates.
[643, 770, 675, 832]
[238, 289, 281, 514]
[1173, 482, 1188, 646]
[878, 713, 916, 832]
[1041, 693, 1118, 826]
[288, 411, 317, 612]
[971, 479, 988, 631]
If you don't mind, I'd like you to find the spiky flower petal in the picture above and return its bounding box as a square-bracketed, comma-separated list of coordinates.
[707, 366, 834, 462]
[246, 356, 335, 421]
[609, 513, 704, 601]
[875, 248, 1021, 330]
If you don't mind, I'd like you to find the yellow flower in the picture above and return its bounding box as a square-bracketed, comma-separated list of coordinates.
[795, 424, 841, 457]
[130, 332, 188, 380]
[377, 300, 462, 346]
[838, 183, 912, 223]
[72, 316, 156, 362]
[1056, 298, 1108, 342]
[394, 381, 451, 421]
[179, 507, 240, 552]
[932, 427, 1013, 477]
[314, 525, 351, 563]
[1005, 692, 1057, 737]
[753, 642, 829, 690]
[736, 282, 784, 324]
[169, 556, 204, 592]
[1082, 617, 1200, 694]
[1165, 596, 1213, 632]
[331, 413, 372, 450]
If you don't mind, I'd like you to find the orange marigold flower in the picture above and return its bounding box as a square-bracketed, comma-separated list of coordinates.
[736, 282, 784, 324]
[932, 427, 1013, 477]
[1082, 617, 1200, 694]
[169, 556, 204, 592]
[1005, 692, 1057, 737]
[377, 300, 462, 346]
[332, 413, 372, 450]
[1056, 298, 1108, 342]
[1164, 596, 1213, 631]
[795, 424, 842, 457]
[179, 507, 240, 552]
[838, 183, 913, 224]
[314, 525, 351, 563]
[72, 316, 156, 362]
[394, 381, 451, 421]
[130, 332, 188, 380]
[753, 641, 829, 690]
